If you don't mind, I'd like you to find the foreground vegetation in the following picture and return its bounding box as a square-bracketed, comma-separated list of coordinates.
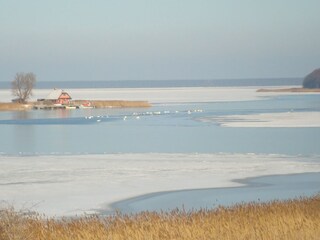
[0, 195, 319, 240]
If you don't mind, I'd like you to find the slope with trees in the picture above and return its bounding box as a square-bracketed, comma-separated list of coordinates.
[303, 68, 320, 88]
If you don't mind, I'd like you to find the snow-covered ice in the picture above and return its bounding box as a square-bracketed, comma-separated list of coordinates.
[0, 153, 319, 217]
[199, 112, 320, 128]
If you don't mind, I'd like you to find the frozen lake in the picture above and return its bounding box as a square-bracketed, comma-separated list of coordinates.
[0, 87, 319, 216]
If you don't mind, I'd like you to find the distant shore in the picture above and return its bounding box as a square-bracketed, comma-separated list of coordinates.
[0, 100, 151, 111]
[257, 87, 320, 92]
[1, 86, 320, 111]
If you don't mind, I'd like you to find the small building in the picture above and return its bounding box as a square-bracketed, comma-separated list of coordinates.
[44, 89, 72, 105]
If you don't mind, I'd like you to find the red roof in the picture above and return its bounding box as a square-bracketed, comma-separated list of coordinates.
[46, 89, 72, 100]
[59, 92, 71, 100]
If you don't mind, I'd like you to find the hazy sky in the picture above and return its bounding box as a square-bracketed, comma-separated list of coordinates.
[1, 0, 319, 82]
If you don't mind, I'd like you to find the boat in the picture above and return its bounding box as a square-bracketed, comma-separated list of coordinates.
[79, 101, 94, 109]
[65, 105, 77, 109]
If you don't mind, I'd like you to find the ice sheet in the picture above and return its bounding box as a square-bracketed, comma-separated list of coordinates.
[200, 112, 320, 127]
[1, 86, 318, 104]
[0, 153, 319, 217]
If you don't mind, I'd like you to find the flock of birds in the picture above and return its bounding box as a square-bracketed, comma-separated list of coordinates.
[84, 109, 204, 123]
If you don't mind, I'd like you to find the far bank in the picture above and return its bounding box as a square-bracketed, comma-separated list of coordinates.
[257, 87, 320, 93]
[0, 100, 151, 111]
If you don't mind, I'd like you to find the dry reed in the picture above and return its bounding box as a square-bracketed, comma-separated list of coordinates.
[0, 195, 319, 240]
[0, 100, 151, 111]
[0, 103, 32, 111]
[84, 100, 151, 108]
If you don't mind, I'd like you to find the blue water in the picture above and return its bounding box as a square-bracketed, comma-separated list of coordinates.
[0, 94, 319, 156]
[109, 172, 320, 214]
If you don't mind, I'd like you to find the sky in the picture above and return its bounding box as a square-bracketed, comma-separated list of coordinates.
[0, 0, 319, 82]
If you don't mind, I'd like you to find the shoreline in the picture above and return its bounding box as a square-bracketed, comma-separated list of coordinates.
[2, 86, 316, 107]
[0, 100, 151, 111]
[0, 102, 33, 111]
[257, 87, 320, 92]
[106, 172, 320, 214]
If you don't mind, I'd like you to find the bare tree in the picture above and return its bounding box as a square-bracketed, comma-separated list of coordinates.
[11, 72, 36, 103]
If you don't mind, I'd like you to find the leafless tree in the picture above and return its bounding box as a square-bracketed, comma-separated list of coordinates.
[11, 72, 36, 103]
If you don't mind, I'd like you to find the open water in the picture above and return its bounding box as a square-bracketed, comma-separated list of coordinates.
[0, 94, 319, 156]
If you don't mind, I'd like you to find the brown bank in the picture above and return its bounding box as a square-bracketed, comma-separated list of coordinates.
[0, 102, 33, 111]
[0, 100, 151, 111]
[257, 87, 320, 93]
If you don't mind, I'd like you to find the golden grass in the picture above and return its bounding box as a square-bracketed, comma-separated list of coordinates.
[1, 195, 319, 240]
[0, 100, 151, 111]
[0, 102, 33, 111]
[74, 100, 151, 108]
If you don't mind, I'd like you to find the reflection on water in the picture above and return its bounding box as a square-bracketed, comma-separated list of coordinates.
[56, 109, 71, 119]
[12, 110, 31, 120]
[13, 125, 35, 154]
